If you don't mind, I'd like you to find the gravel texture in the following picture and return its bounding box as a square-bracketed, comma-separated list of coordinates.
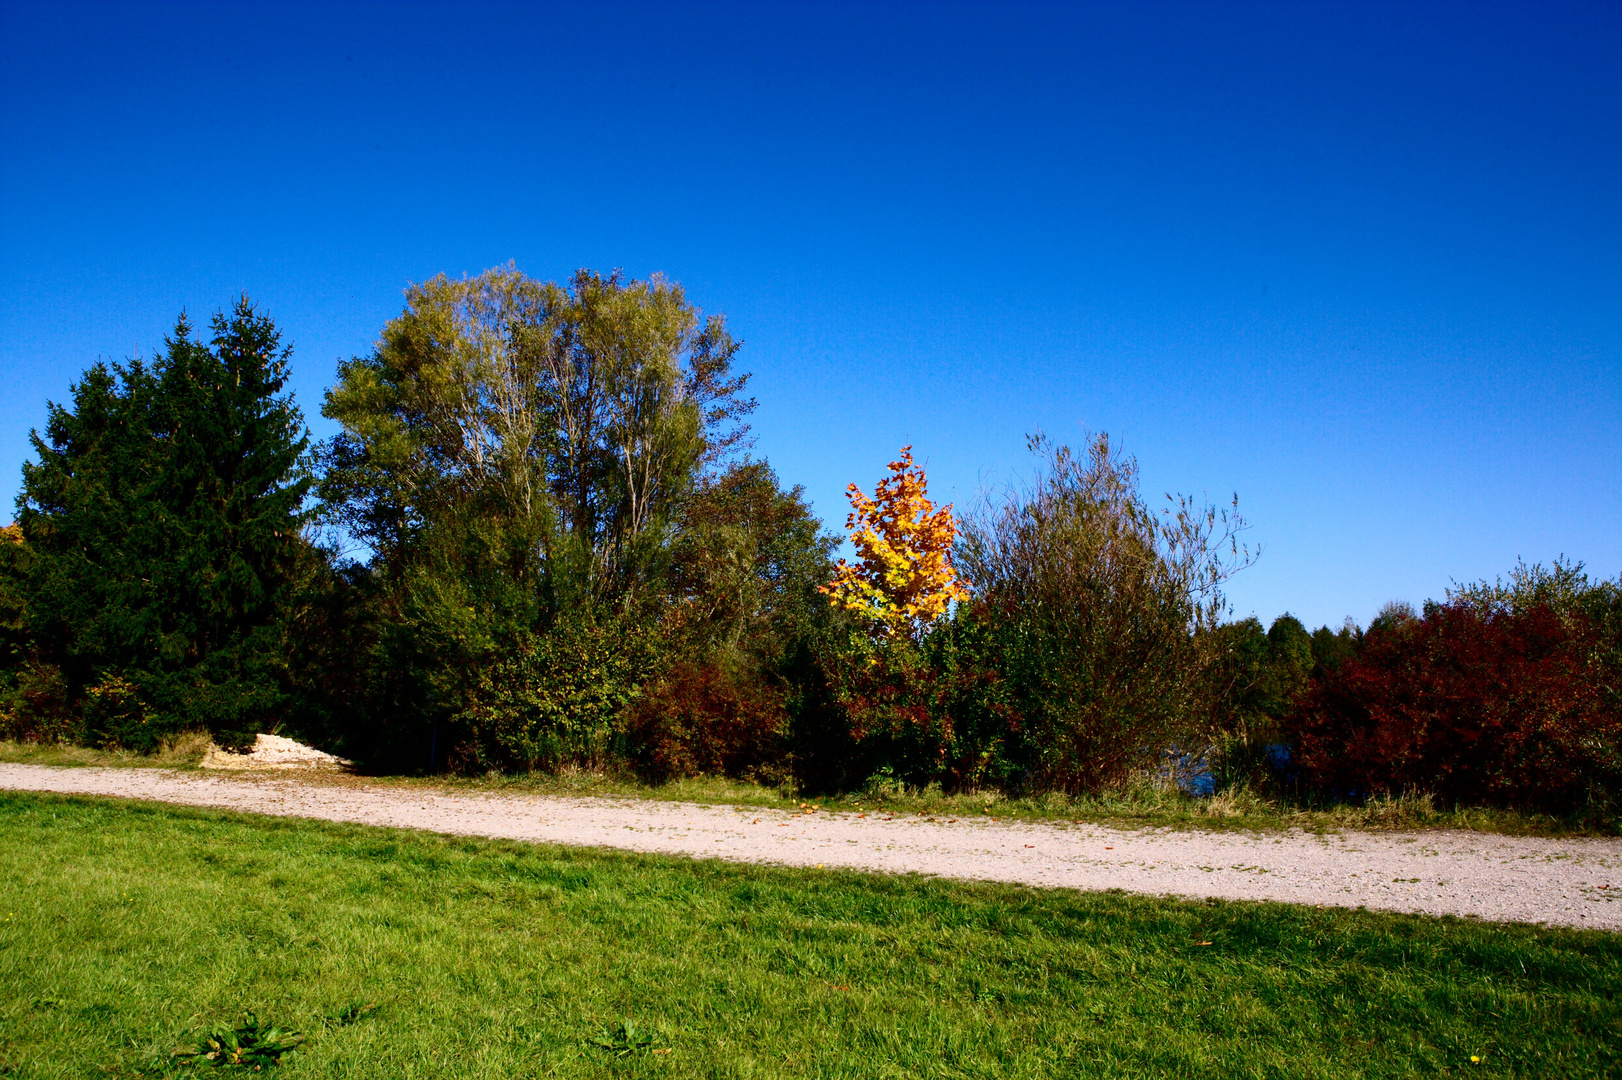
[4, 762, 1618, 930]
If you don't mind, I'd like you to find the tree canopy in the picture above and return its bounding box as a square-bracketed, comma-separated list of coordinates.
[4, 269, 1611, 821]
[320, 265, 754, 613]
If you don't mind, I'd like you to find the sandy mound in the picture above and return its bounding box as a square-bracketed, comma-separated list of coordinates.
[201, 733, 351, 771]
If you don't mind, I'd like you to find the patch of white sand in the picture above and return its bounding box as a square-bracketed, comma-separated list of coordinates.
[199, 733, 351, 771]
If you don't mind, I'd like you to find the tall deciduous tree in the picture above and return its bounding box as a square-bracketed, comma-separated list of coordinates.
[318, 266, 757, 768]
[13, 300, 311, 746]
[321, 265, 753, 611]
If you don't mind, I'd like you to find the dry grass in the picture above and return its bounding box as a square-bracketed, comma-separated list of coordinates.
[0, 731, 212, 769]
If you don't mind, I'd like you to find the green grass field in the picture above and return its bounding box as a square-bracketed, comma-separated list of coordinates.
[0, 793, 1616, 1078]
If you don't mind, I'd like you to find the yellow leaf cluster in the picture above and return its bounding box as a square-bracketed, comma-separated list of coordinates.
[819, 446, 970, 637]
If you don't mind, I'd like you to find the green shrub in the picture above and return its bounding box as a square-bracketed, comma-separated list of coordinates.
[451, 615, 662, 772]
[1202, 614, 1314, 790]
[81, 672, 153, 751]
[955, 433, 1253, 792]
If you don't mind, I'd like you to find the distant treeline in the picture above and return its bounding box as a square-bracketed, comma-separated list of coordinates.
[3, 268, 1618, 817]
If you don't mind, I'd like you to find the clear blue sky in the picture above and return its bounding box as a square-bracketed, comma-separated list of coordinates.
[2, 1, 1618, 631]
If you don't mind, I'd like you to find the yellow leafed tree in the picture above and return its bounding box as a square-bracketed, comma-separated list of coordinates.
[819, 446, 970, 637]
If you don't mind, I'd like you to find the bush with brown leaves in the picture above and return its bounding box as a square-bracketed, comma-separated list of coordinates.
[621, 663, 789, 782]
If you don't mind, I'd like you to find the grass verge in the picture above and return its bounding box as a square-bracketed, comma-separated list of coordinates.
[0, 792, 1618, 1078]
[0, 733, 210, 770]
[380, 768, 1619, 837]
[3, 736, 1616, 836]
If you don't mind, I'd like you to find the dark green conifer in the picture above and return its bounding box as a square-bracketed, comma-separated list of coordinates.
[15, 299, 310, 747]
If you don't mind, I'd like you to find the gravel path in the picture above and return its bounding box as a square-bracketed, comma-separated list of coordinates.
[4, 763, 1619, 930]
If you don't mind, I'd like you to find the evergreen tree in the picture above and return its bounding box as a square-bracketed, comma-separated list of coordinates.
[14, 299, 311, 747]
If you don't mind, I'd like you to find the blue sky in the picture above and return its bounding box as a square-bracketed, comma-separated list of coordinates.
[2, 1, 1617, 630]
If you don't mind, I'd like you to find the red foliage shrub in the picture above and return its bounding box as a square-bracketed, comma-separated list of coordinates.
[621, 663, 789, 782]
[1288, 602, 1621, 812]
[825, 616, 1020, 792]
[0, 657, 78, 744]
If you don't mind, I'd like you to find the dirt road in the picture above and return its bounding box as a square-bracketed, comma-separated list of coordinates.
[3, 762, 1617, 929]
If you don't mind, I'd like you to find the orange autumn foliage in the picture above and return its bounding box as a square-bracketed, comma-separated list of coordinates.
[819, 446, 970, 637]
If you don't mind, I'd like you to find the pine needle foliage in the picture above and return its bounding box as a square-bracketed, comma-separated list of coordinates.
[9, 299, 311, 747]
